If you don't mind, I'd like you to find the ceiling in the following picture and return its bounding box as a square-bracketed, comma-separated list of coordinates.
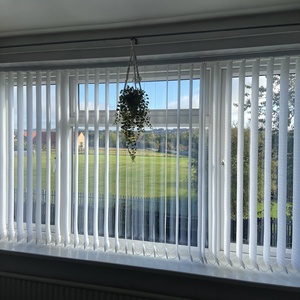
[1, 0, 300, 37]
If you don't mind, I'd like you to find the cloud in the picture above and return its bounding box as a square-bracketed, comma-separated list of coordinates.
[168, 91, 200, 109]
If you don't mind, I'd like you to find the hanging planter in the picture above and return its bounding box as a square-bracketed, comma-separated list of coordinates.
[114, 39, 152, 161]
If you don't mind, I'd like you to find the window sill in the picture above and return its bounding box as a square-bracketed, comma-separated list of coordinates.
[0, 240, 300, 300]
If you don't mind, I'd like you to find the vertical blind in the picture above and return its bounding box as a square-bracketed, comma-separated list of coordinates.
[0, 56, 299, 275]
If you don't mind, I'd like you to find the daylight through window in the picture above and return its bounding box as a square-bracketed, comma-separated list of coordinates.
[0, 56, 299, 274]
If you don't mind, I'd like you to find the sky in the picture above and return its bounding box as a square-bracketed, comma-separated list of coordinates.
[13, 74, 269, 131]
[78, 79, 200, 111]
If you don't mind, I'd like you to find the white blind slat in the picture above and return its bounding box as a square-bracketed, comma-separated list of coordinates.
[115, 68, 120, 251]
[36, 71, 43, 242]
[73, 70, 79, 247]
[249, 59, 260, 265]
[0, 73, 7, 239]
[61, 71, 70, 246]
[198, 63, 206, 261]
[277, 57, 290, 268]
[104, 69, 110, 251]
[292, 57, 300, 270]
[45, 72, 52, 244]
[84, 70, 89, 248]
[236, 60, 245, 263]
[175, 65, 181, 257]
[93, 69, 100, 250]
[211, 62, 219, 259]
[149, 131, 156, 246]
[26, 72, 33, 242]
[8, 73, 15, 240]
[263, 58, 274, 267]
[224, 61, 233, 261]
[187, 65, 193, 256]
[55, 70, 62, 245]
[164, 66, 169, 256]
[17, 72, 24, 241]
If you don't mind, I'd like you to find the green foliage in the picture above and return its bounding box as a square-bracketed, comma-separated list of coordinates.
[230, 127, 280, 219]
[188, 74, 295, 219]
[115, 86, 152, 161]
[244, 74, 296, 130]
[241, 74, 296, 217]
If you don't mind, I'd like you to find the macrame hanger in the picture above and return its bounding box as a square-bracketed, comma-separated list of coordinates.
[124, 38, 141, 90]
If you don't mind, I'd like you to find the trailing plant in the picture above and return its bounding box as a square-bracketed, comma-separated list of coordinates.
[115, 86, 151, 161]
[114, 39, 152, 161]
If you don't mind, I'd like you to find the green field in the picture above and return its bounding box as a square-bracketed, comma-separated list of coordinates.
[16, 149, 191, 199]
[15, 149, 283, 218]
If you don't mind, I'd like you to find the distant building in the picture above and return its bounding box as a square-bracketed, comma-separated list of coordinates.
[23, 131, 37, 141]
[77, 132, 85, 151]
[31, 131, 85, 150]
[33, 132, 56, 148]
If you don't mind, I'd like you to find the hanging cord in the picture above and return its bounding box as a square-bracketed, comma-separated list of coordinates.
[124, 38, 142, 90]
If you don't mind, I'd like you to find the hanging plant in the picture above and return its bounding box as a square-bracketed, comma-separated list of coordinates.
[114, 39, 152, 161]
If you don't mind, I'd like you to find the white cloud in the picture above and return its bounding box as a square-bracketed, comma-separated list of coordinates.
[168, 92, 200, 109]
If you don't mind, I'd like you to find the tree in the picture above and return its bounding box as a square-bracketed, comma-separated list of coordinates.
[109, 131, 117, 148]
[145, 132, 157, 149]
[244, 74, 296, 130]
[233, 74, 296, 218]
[190, 74, 295, 218]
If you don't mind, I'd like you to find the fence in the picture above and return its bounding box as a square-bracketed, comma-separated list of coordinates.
[15, 189, 292, 248]
[230, 218, 293, 248]
[75, 193, 200, 245]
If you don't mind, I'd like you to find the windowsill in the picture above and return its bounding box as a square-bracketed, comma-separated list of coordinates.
[0, 240, 300, 300]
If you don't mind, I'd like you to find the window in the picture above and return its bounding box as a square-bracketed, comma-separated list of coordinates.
[0, 55, 299, 275]
[71, 64, 208, 253]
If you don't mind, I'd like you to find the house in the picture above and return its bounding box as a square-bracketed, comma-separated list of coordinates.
[30, 131, 85, 151]
[77, 132, 85, 151]
[1, 2, 300, 300]
[32, 131, 56, 148]
[24, 131, 37, 141]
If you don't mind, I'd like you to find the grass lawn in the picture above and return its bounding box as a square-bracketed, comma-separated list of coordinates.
[15, 149, 285, 217]
[15, 149, 191, 199]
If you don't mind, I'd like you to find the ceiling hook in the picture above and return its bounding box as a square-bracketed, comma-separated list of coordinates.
[130, 37, 138, 45]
